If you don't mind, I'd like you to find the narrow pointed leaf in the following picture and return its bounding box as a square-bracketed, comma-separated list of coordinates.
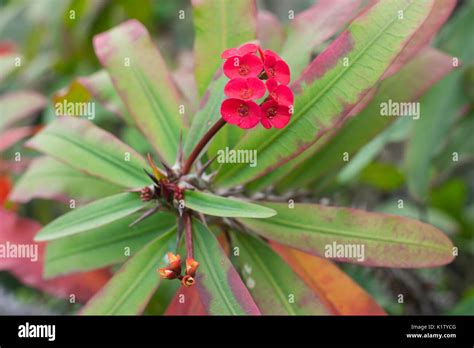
[81, 231, 174, 315]
[192, 0, 257, 96]
[35, 192, 146, 241]
[26, 117, 148, 188]
[94, 19, 184, 164]
[185, 190, 276, 218]
[273, 48, 455, 191]
[193, 219, 260, 315]
[215, 0, 438, 188]
[231, 231, 329, 315]
[9, 157, 121, 203]
[272, 242, 386, 315]
[44, 211, 175, 277]
[280, 0, 362, 78]
[238, 202, 455, 268]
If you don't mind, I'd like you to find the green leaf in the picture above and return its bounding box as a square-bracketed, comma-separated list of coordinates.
[93, 19, 184, 165]
[81, 231, 174, 315]
[192, 0, 256, 97]
[44, 211, 175, 277]
[214, 0, 437, 188]
[35, 192, 146, 241]
[193, 219, 260, 315]
[237, 202, 455, 268]
[231, 231, 328, 315]
[185, 190, 276, 218]
[26, 117, 148, 188]
[9, 157, 121, 203]
[404, 1, 474, 201]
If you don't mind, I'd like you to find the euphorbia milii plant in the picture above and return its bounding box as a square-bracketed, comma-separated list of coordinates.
[10, 0, 459, 315]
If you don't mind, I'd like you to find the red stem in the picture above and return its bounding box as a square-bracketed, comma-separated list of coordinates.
[181, 118, 226, 175]
[183, 212, 193, 259]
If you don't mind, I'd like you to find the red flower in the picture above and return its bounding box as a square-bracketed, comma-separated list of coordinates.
[224, 77, 265, 100]
[260, 100, 292, 129]
[266, 78, 294, 107]
[221, 98, 260, 129]
[223, 53, 263, 79]
[263, 50, 290, 85]
[221, 43, 258, 59]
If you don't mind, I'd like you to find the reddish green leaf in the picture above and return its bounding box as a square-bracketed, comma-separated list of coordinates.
[272, 242, 386, 315]
[192, 0, 257, 96]
[26, 117, 148, 188]
[231, 231, 329, 315]
[238, 202, 455, 268]
[81, 231, 174, 315]
[165, 286, 207, 315]
[9, 157, 121, 204]
[280, 0, 362, 78]
[0, 126, 37, 151]
[193, 219, 260, 315]
[0, 91, 46, 132]
[94, 20, 184, 165]
[215, 0, 438, 188]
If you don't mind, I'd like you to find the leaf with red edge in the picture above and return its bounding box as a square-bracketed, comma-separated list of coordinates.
[93, 19, 184, 165]
[280, 0, 363, 77]
[231, 231, 329, 315]
[193, 219, 260, 315]
[272, 242, 386, 315]
[382, 0, 456, 78]
[238, 201, 455, 268]
[165, 286, 207, 315]
[0, 209, 110, 302]
[0, 126, 39, 152]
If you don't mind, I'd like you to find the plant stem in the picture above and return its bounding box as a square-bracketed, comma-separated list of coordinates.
[182, 118, 226, 175]
[183, 212, 193, 259]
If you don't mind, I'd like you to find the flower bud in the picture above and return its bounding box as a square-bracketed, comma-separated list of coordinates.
[186, 258, 200, 277]
[181, 275, 195, 287]
[159, 268, 178, 280]
[167, 252, 182, 274]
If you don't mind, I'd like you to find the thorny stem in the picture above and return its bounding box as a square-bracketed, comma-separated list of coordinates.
[183, 212, 193, 259]
[181, 118, 227, 175]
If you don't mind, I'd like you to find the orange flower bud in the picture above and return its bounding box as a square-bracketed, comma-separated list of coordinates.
[181, 275, 195, 287]
[159, 268, 178, 280]
[167, 252, 182, 274]
[186, 258, 200, 277]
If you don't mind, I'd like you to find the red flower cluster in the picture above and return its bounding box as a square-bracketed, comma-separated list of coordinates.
[220, 43, 294, 129]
